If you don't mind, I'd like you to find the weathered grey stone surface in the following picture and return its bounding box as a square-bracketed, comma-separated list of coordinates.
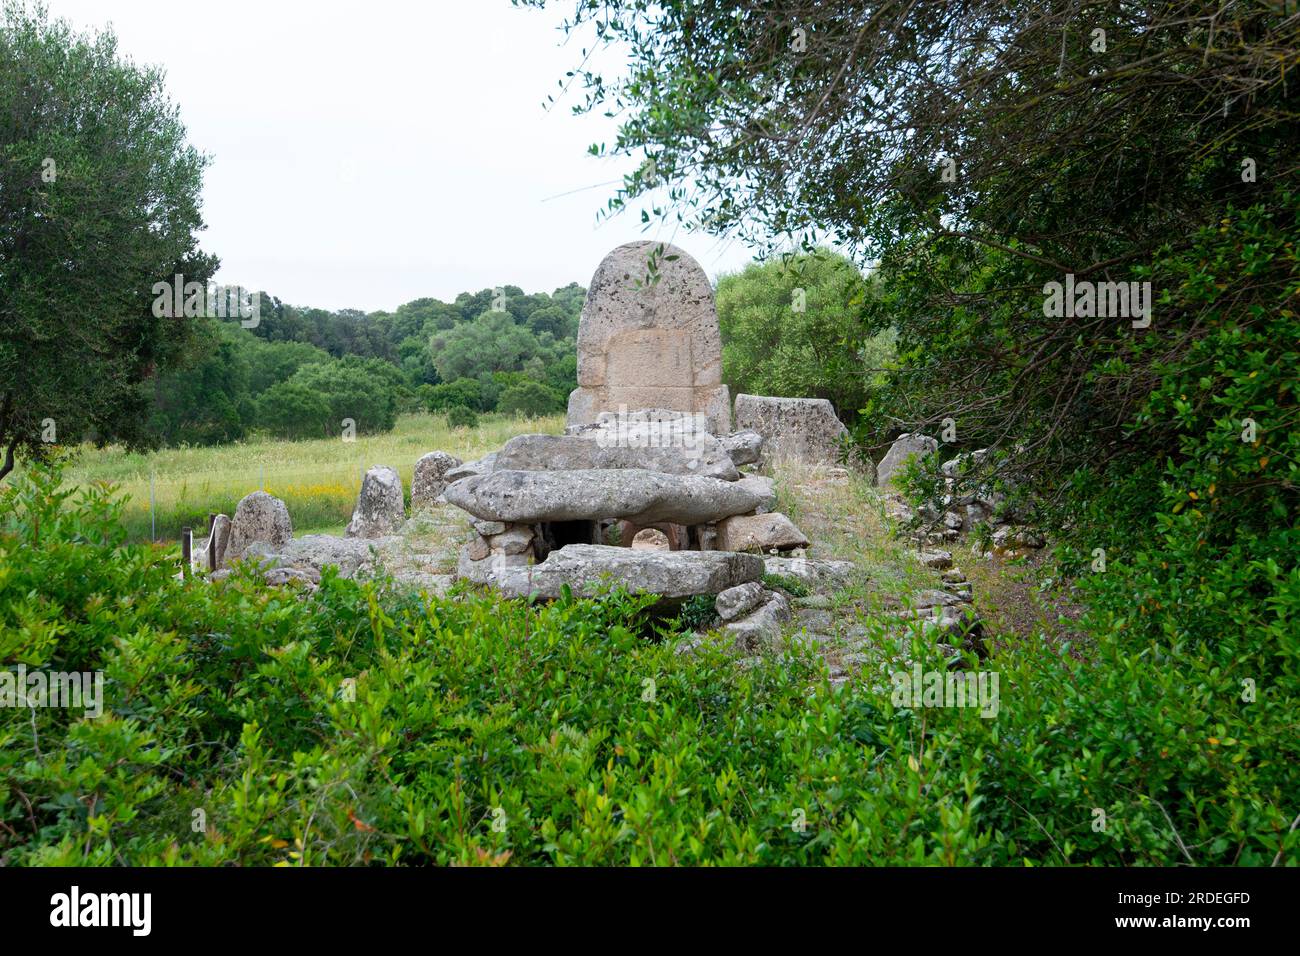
[346, 465, 406, 538]
[412, 451, 463, 509]
[236, 541, 284, 568]
[495, 432, 738, 481]
[444, 469, 762, 526]
[264, 566, 321, 588]
[715, 581, 766, 621]
[721, 429, 764, 466]
[281, 534, 394, 577]
[567, 242, 731, 434]
[484, 544, 764, 601]
[735, 474, 777, 514]
[725, 591, 792, 651]
[732, 395, 849, 464]
[567, 408, 705, 436]
[457, 548, 531, 587]
[227, 491, 293, 562]
[716, 512, 810, 553]
[876, 433, 939, 487]
[915, 548, 953, 570]
[911, 588, 965, 609]
[444, 452, 497, 484]
[762, 555, 856, 590]
[941, 448, 990, 479]
[488, 525, 535, 555]
[223, 534, 395, 579]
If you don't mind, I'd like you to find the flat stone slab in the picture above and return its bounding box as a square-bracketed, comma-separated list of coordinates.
[444, 468, 762, 525]
[494, 432, 739, 481]
[486, 544, 764, 601]
[282, 534, 397, 577]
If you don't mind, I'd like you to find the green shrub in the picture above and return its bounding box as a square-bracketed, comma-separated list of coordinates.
[445, 406, 478, 430]
[1, 465, 1295, 866]
[673, 594, 717, 632]
[497, 380, 562, 418]
[425, 377, 485, 413]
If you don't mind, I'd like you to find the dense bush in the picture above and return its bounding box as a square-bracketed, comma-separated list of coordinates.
[2, 467, 1295, 865]
[445, 406, 478, 430]
[425, 377, 486, 413]
[497, 380, 563, 418]
[717, 251, 894, 423]
[256, 360, 397, 439]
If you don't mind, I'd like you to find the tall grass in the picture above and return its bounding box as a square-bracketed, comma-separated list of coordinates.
[53, 412, 565, 542]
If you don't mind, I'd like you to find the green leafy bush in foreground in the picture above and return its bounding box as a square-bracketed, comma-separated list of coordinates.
[0, 467, 1295, 865]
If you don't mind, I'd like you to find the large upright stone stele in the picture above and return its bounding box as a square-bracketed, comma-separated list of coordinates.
[567, 241, 731, 435]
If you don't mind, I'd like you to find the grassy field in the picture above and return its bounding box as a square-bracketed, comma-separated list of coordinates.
[56, 412, 566, 543]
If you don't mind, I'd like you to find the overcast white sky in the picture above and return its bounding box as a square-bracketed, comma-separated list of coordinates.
[44, 0, 760, 312]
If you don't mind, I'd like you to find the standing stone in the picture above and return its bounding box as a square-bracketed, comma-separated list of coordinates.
[226, 491, 293, 562]
[346, 465, 405, 538]
[732, 395, 849, 464]
[412, 451, 463, 509]
[567, 242, 731, 435]
[876, 433, 939, 487]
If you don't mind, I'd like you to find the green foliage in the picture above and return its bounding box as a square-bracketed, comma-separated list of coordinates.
[254, 379, 333, 440]
[672, 594, 717, 633]
[761, 572, 810, 599]
[425, 377, 486, 413]
[497, 380, 563, 418]
[1, 466, 1297, 865]
[717, 251, 893, 422]
[0, 4, 214, 471]
[446, 406, 478, 430]
[256, 359, 397, 439]
[430, 310, 571, 385]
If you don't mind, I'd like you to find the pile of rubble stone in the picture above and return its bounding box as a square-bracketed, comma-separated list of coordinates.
[875, 432, 1046, 560]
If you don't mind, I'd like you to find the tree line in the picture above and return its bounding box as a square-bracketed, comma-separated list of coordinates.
[148, 283, 584, 445]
